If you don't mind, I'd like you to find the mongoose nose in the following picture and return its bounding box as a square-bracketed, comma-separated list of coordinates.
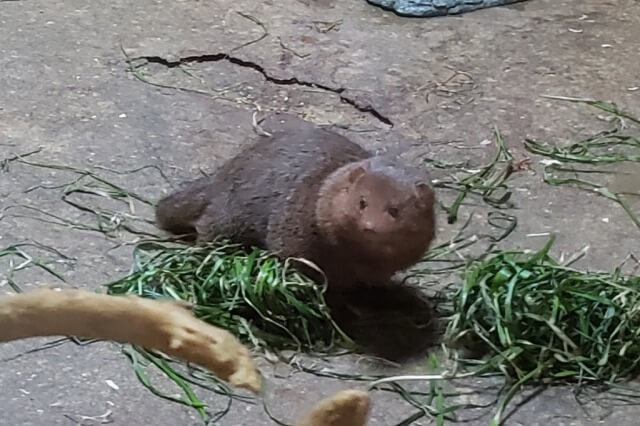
[362, 220, 376, 231]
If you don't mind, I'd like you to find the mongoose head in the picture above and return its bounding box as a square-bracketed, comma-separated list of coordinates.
[330, 157, 436, 260]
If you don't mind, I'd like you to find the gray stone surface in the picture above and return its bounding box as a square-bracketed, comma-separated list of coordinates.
[366, 0, 527, 17]
[1, 0, 640, 425]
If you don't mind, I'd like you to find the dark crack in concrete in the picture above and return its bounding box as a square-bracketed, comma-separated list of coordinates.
[134, 52, 394, 126]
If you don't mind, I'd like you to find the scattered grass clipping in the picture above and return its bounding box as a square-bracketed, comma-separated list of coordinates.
[444, 236, 640, 424]
[524, 96, 640, 228]
[426, 127, 517, 224]
[106, 240, 353, 353]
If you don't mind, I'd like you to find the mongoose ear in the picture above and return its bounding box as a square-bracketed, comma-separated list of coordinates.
[414, 182, 434, 202]
[348, 166, 366, 183]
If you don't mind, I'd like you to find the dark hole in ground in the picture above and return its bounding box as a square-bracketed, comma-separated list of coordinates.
[328, 282, 438, 362]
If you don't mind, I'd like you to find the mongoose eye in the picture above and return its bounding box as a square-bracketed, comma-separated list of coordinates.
[359, 197, 367, 210]
[387, 207, 399, 218]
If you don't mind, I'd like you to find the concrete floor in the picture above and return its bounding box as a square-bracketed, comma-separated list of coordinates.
[1, 0, 639, 424]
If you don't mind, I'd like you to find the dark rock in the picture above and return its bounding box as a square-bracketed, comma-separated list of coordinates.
[366, 0, 528, 17]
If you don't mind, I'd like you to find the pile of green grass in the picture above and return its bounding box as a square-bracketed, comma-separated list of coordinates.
[106, 240, 352, 352]
[446, 236, 640, 382]
[102, 240, 357, 423]
[442, 237, 640, 423]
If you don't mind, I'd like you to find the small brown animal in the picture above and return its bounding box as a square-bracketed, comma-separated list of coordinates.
[155, 126, 436, 288]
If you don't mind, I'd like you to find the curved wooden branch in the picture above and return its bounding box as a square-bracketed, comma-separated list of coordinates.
[0, 288, 260, 393]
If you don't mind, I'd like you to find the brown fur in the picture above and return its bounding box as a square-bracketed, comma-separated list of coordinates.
[155, 126, 436, 288]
